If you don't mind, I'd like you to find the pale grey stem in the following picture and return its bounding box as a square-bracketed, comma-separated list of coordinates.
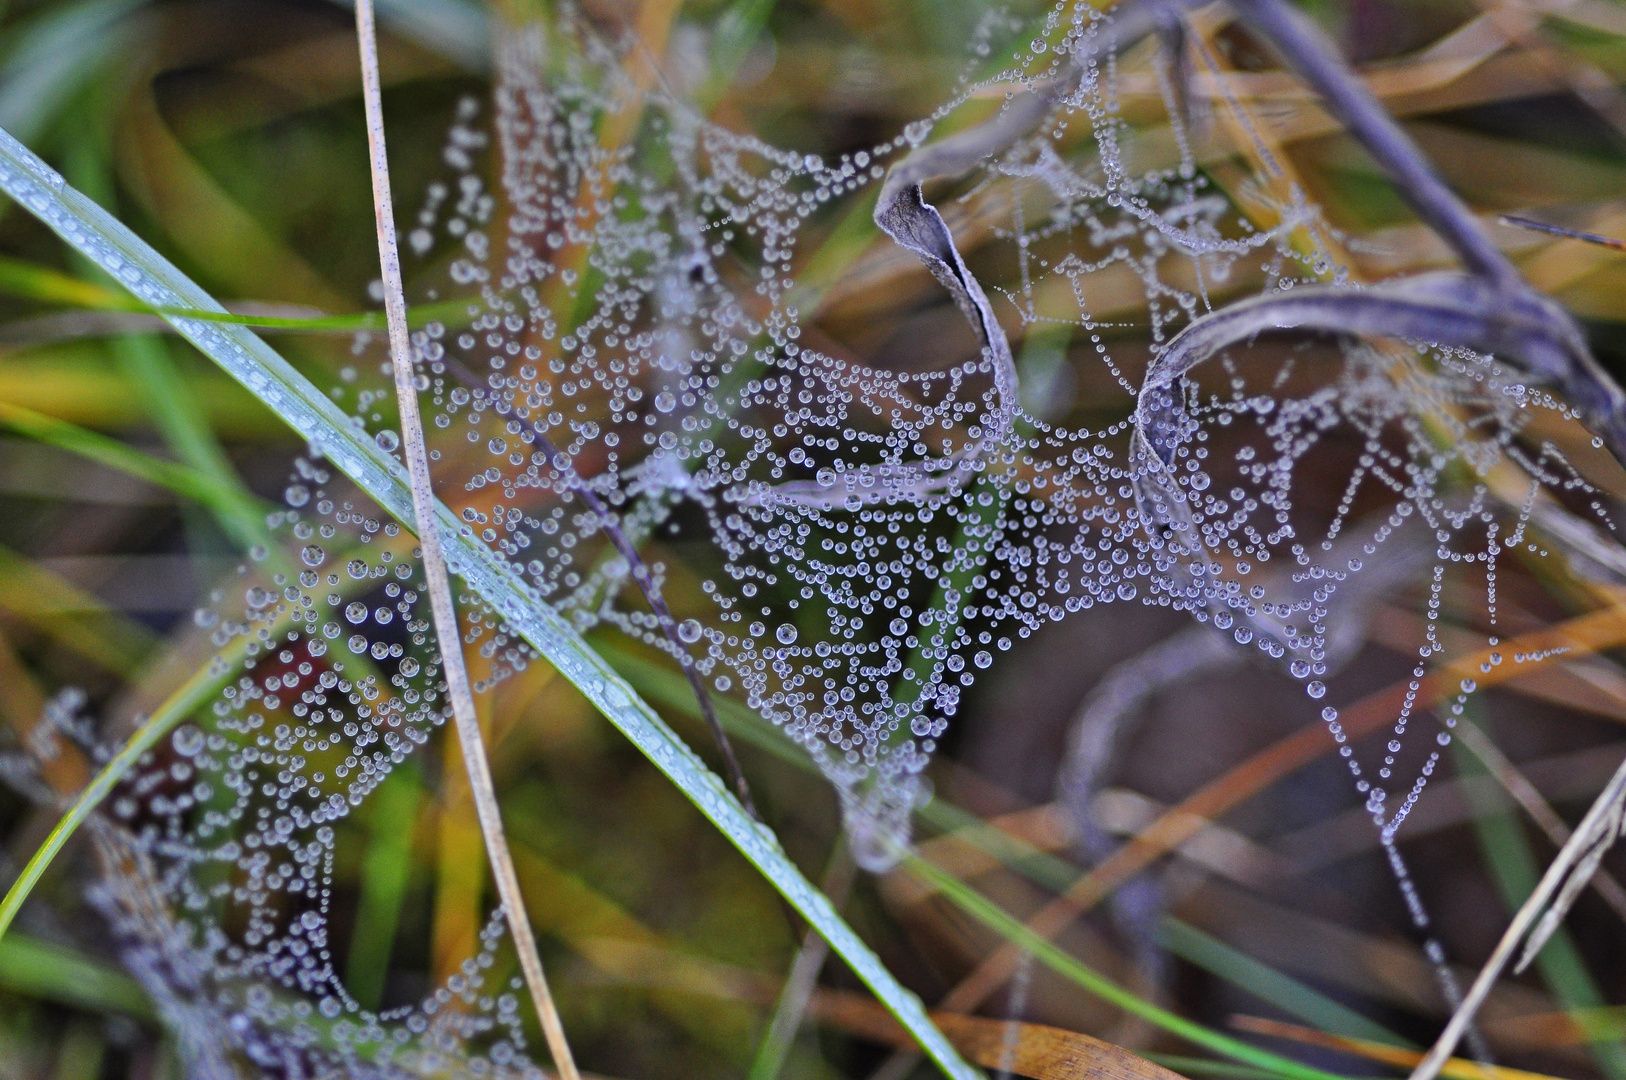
[1407, 753, 1626, 1080]
[1453, 718, 1626, 927]
[353, 4, 581, 1079]
[1225, 0, 1520, 291]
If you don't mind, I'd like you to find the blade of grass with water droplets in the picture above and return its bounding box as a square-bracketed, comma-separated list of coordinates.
[0, 115, 982, 1080]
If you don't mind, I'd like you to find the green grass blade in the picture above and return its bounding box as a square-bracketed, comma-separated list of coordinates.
[0, 0, 145, 145]
[0, 932, 155, 1021]
[1144, 1054, 1292, 1080]
[0, 254, 123, 307]
[0, 124, 981, 1080]
[346, 765, 423, 1011]
[0, 656, 227, 943]
[1156, 919, 1408, 1047]
[903, 852, 1356, 1080]
[0, 398, 270, 548]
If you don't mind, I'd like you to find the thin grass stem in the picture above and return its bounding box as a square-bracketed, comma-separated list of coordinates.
[353, 3, 581, 1076]
[1408, 753, 1626, 1080]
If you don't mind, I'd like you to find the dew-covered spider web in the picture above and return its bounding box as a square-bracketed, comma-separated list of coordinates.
[10, 0, 1626, 1074]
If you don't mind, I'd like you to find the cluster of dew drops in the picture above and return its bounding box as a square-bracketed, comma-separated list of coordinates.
[355, 3, 1614, 869]
[10, 2, 1626, 1072]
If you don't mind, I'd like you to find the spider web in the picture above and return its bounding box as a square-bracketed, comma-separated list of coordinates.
[9, 1, 1625, 1074]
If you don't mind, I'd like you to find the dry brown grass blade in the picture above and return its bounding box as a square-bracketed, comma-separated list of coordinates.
[929, 600, 1626, 1015]
[354, 3, 580, 1077]
[1232, 1015, 1568, 1080]
[923, 1013, 1186, 1080]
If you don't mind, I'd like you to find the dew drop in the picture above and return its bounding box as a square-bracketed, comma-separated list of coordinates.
[376, 429, 400, 452]
[301, 545, 325, 567]
[677, 619, 703, 644]
[172, 725, 205, 757]
[776, 624, 798, 645]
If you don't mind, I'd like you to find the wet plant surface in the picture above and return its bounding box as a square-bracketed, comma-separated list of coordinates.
[5, 1, 1626, 1080]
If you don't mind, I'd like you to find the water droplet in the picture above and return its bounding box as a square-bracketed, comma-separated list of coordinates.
[348, 559, 368, 579]
[245, 587, 272, 610]
[301, 545, 325, 567]
[973, 650, 992, 669]
[1116, 582, 1137, 601]
[1290, 659, 1310, 679]
[172, 725, 205, 757]
[776, 624, 798, 645]
[284, 484, 309, 507]
[677, 619, 702, 644]
[1306, 680, 1326, 699]
[376, 429, 400, 452]
[399, 657, 420, 676]
[345, 602, 368, 625]
[654, 390, 676, 413]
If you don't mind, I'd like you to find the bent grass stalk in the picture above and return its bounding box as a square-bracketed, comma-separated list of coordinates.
[353, 2, 580, 1075]
[0, 81, 979, 1080]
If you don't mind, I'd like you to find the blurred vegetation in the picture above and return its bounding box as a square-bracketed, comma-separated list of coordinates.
[4, 0, 1626, 1079]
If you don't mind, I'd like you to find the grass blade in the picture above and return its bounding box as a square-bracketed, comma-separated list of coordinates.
[902, 852, 1352, 1080]
[0, 932, 154, 1021]
[354, 1, 580, 1071]
[344, 765, 423, 1011]
[0, 120, 981, 1080]
[0, 652, 228, 943]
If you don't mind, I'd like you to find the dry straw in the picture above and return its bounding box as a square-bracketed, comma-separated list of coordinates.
[352, 2, 581, 1076]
